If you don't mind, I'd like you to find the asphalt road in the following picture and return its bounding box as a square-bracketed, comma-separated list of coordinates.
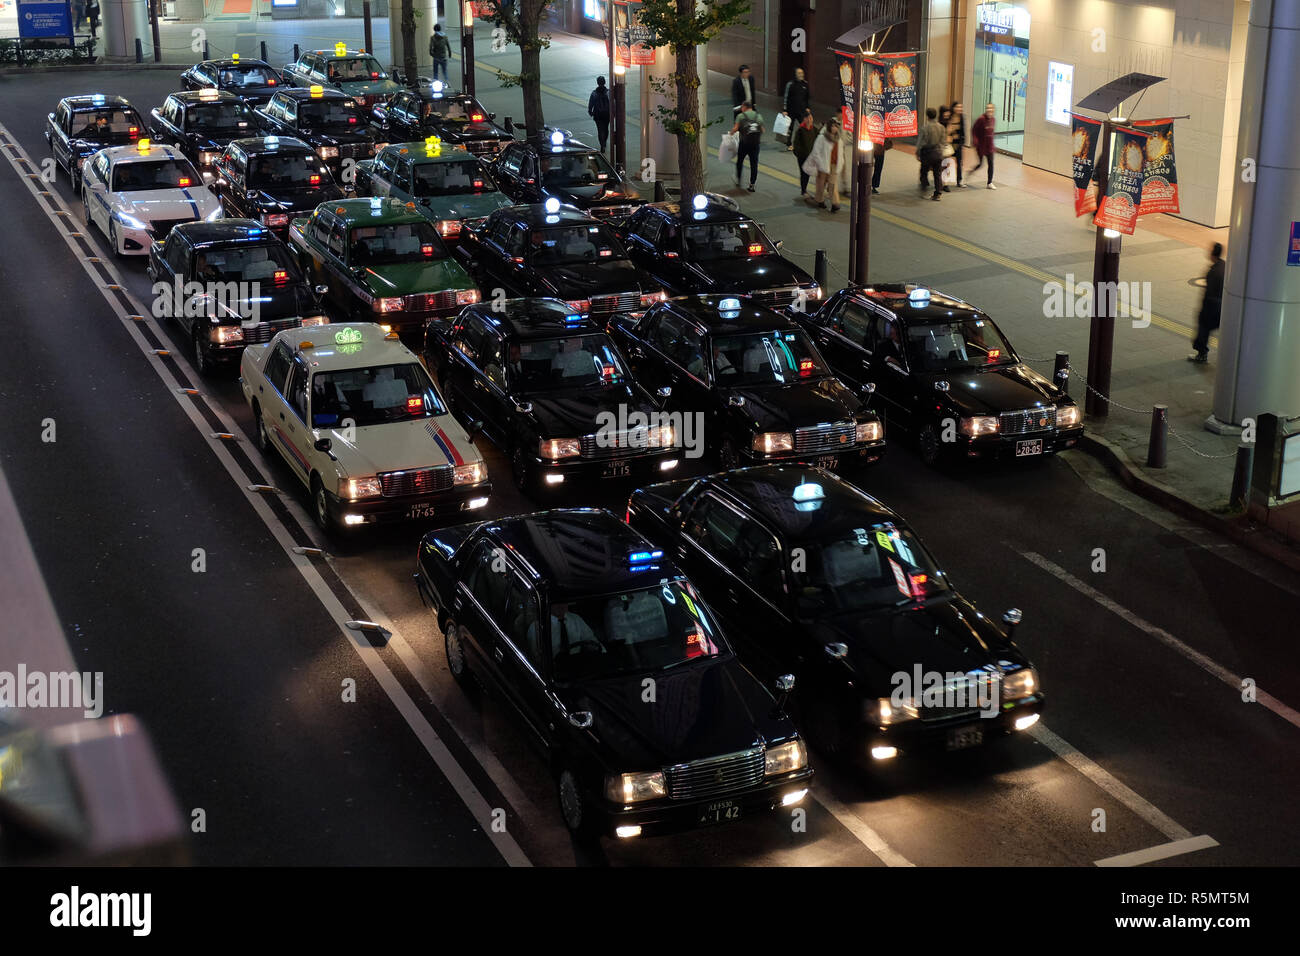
[2, 70, 1299, 868]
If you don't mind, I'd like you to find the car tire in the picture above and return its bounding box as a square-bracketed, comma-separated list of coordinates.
[253, 403, 272, 453]
[716, 436, 740, 471]
[805, 696, 845, 761]
[108, 220, 124, 258]
[311, 474, 338, 534]
[81, 187, 91, 224]
[443, 618, 472, 687]
[511, 444, 535, 495]
[192, 325, 212, 377]
[556, 768, 599, 844]
[918, 424, 943, 467]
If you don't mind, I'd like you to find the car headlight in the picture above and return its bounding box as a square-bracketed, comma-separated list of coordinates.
[1002, 667, 1039, 701]
[342, 476, 382, 499]
[877, 697, 919, 725]
[764, 739, 808, 776]
[319, 146, 339, 159]
[299, 314, 329, 327]
[604, 770, 665, 804]
[455, 289, 480, 305]
[540, 438, 581, 460]
[753, 431, 793, 454]
[210, 325, 243, 344]
[856, 420, 883, 443]
[435, 219, 461, 237]
[640, 291, 667, 307]
[1056, 405, 1081, 428]
[565, 299, 590, 314]
[452, 461, 486, 486]
[959, 415, 999, 437]
[812, 284, 823, 300]
[653, 423, 675, 447]
[376, 297, 405, 313]
[262, 213, 290, 227]
[205, 205, 223, 221]
[115, 211, 148, 230]
[199, 151, 219, 165]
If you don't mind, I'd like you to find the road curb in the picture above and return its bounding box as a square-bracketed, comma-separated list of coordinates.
[0, 63, 189, 75]
[1077, 432, 1300, 575]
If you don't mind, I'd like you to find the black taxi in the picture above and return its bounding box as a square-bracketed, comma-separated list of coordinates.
[280, 47, 402, 110]
[457, 202, 661, 319]
[45, 94, 146, 191]
[254, 87, 376, 178]
[608, 295, 884, 472]
[627, 465, 1045, 764]
[210, 135, 344, 237]
[619, 196, 820, 310]
[370, 88, 512, 159]
[424, 299, 681, 494]
[490, 129, 644, 225]
[147, 90, 260, 182]
[415, 507, 813, 840]
[179, 55, 284, 106]
[791, 283, 1083, 465]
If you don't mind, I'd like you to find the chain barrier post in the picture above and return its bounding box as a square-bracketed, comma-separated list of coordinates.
[1146, 405, 1168, 468]
[815, 249, 828, 291]
[1230, 444, 1253, 510]
[261, 40, 268, 62]
[1054, 351, 1069, 396]
[654, 180, 666, 202]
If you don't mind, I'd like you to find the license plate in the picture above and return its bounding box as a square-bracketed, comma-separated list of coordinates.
[1015, 439, 1043, 457]
[697, 800, 742, 826]
[947, 726, 985, 750]
[406, 502, 438, 519]
[602, 461, 632, 478]
[812, 456, 838, 470]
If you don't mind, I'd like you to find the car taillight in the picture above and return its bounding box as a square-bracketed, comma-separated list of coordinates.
[598, 248, 612, 257]
[370, 72, 379, 79]
[348, 116, 357, 124]
[472, 179, 483, 188]
[435, 220, 460, 238]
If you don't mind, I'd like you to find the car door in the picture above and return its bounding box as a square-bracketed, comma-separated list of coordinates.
[656, 318, 713, 421]
[85, 153, 112, 232]
[161, 234, 194, 332]
[623, 208, 662, 278]
[273, 355, 313, 484]
[446, 315, 489, 423]
[473, 215, 512, 293]
[454, 538, 513, 697]
[256, 341, 296, 469]
[867, 310, 914, 433]
[468, 324, 509, 441]
[50, 103, 71, 172]
[496, 571, 552, 749]
[493, 144, 526, 201]
[805, 294, 875, 391]
[368, 149, 397, 198]
[213, 145, 244, 215]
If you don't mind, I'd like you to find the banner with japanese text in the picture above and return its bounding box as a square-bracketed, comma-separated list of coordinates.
[1069, 112, 1103, 217]
[1093, 126, 1150, 235]
[614, 1, 655, 67]
[862, 57, 886, 144]
[1132, 118, 1180, 216]
[836, 52, 856, 135]
[877, 52, 918, 138]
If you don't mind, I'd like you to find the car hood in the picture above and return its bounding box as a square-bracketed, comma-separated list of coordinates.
[359, 259, 473, 295]
[119, 187, 220, 219]
[921, 363, 1060, 416]
[199, 282, 316, 322]
[418, 191, 513, 221]
[305, 128, 374, 147]
[335, 79, 403, 97]
[546, 182, 640, 208]
[436, 120, 510, 142]
[679, 255, 812, 292]
[726, 377, 864, 432]
[247, 183, 345, 212]
[187, 130, 250, 152]
[541, 259, 647, 298]
[321, 413, 482, 476]
[559, 656, 790, 768]
[522, 385, 654, 438]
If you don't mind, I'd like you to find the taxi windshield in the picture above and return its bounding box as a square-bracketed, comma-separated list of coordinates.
[530, 224, 625, 266]
[349, 220, 446, 265]
[111, 159, 201, 191]
[73, 107, 143, 141]
[433, 95, 488, 122]
[185, 101, 255, 133]
[538, 151, 616, 188]
[218, 65, 278, 88]
[193, 242, 297, 282]
[507, 334, 628, 392]
[328, 56, 386, 82]
[412, 159, 495, 197]
[709, 329, 828, 386]
[310, 361, 446, 427]
[792, 524, 950, 616]
[682, 220, 774, 259]
[298, 100, 364, 130]
[904, 316, 1015, 372]
[249, 151, 330, 187]
[546, 581, 727, 683]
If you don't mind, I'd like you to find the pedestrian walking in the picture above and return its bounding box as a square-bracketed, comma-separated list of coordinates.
[970, 102, 996, 188]
[588, 76, 611, 153]
[86, 0, 99, 36]
[72, 0, 85, 30]
[791, 111, 818, 196]
[731, 101, 764, 192]
[802, 117, 846, 212]
[872, 137, 892, 193]
[782, 67, 810, 125]
[731, 65, 754, 116]
[948, 101, 967, 188]
[916, 107, 945, 200]
[936, 106, 952, 193]
[1189, 242, 1225, 363]
[429, 24, 451, 84]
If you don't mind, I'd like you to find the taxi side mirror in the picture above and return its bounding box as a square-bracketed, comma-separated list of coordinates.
[567, 710, 593, 730]
[1002, 608, 1022, 637]
[313, 437, 332, 452]
[655, 386, 671, 399]
[315, 284, 329, 295]
[465, 420, 484, 444]
[772, 673, 795, 717]
[774, 239, 784, 251]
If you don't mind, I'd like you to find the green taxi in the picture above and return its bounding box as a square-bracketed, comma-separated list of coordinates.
[288, 197, 480, 336]
[353, 138, 514, 243]
[281, 46, 403, 110]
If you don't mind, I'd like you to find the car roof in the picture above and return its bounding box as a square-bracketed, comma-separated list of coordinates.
[64, 94, 135, 110]
[310, 48, 376, 59]
[102, 143, 185, 164]
[500, 203, 602, 228]
[201, 57, 273, 68]
[483, 508, 684, 598]
[850, 283, 983, 323]
[228, 135, 314, 155]
[167, 89, 242, 105]
[704, 465, 901, 542]
[273, 87, 352, 102]
[465, 298, 601, 339]
[283, 322, 415, 370]
[656, 295, 801, 335]
[323, 197, 427, 225]
[170, 218, 279, 246]
[379, 141, 477, 164]
[643, 200, 749, 224]
[518, 132, 599, 154]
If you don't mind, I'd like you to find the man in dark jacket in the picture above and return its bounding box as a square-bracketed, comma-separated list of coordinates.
[588, 76, 611, 152]
[731, 65, 754, 115]
[429, 24, 451, 84]
[1189, 242, 1225, 363]
[782, 68, 810, 122]
[731, 102, 764, 191]
[916, 107, 945, 200]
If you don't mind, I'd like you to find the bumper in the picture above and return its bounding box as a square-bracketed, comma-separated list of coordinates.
[115, 221, 173, 255]
[594, 768, 814, 839]
[324, 480, 492, 525]
[533, 448, 684, 487]
[745, 439, 886, 471]
[960, 428, 1084, 460]
[860, 696, 1045, 763]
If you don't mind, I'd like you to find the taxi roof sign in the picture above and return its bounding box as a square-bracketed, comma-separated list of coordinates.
[334, 327, 364, 345]
[231, 52, 239, 61]
[136, 138, 151, 152]
[335, 42, 348, 56]
[198, 88, 220, 100]
[309, 85, 324, 97]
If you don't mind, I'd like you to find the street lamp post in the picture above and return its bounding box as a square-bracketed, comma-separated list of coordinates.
[850, 137, 873, 284]
[1085, 118, 1122, 418]
[461, 1, 476, 97]
[613, 64, 627, 170]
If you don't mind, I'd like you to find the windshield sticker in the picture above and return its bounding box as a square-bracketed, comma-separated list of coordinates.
[894, 536, 916, 565]
[888, 557, 910, 597]
[875, 530, 894, 552]
[853, 527, 871, 547]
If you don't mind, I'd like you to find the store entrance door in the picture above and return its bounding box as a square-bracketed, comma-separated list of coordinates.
[972, 2, 1030, 156]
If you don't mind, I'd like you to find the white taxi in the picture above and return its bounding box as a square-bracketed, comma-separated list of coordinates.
[81, 139, 222, 256]
[240, 322, 491, 531]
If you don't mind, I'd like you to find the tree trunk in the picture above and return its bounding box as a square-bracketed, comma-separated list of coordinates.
[520, 43, 545, 138]
[675, 40, 703, 197]
[401, 0, 418, 90]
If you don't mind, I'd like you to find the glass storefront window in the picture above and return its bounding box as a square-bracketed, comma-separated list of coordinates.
[973, 2, 1030, 157]
[584, 0, 607, 21]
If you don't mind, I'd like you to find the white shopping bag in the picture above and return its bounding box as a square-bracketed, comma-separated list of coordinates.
[772, 112, 792, 138]
[941, 157, 957, 185]
[719, 131, 739, 164]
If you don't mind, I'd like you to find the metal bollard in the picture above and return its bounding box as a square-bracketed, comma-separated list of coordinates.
[1054, 351, 1070, 396]
[1230, 443, 1253, 510]
[1146, 405, 1168, 468]
[260, 40, 268, 62]
[504, 116, 513, 135]
[203, 40, 209, 60]
[654, 180, 665, 202]
[135, 38, 143, 63]
[293, 43, 300, 63]
[814, 249, 828, 291]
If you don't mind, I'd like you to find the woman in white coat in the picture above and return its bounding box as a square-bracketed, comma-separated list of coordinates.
[802, 117, 849, 211]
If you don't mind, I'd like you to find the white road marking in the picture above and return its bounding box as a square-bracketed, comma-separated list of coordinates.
[1020, 550, 1300, 731]
[0, 125, 531, 868]
[811, 791, 914, 867]
[1094, 834, 1219, 867]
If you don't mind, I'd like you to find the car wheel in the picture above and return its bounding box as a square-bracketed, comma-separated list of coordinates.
[805, 696, 845, 761]
[311, 475, 337, 534]
[443, 618, 471, 687]
[253, 403, 272, 452]
[918, 424, 942, 467]
[81, 187, 91, 224]
[108, 220, 124, 258]
[192, 325, 212, 377]
[511, 445, 534, 495]
[716, 436, 740, 471]
[556, 768, 598, 843]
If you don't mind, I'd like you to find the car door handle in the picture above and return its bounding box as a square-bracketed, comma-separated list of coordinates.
[493, 647, 504, 663]
[279, 412, 285, 420]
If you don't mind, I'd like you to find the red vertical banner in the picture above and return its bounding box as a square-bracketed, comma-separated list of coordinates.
[613, 1, 655, 68]
[862, 57, 886, 144]
[1093, 126, 1150, 235]
[836, 52, 856, 135]
[1132, 118, 1180, 216]
[878, 52, 917, 137]
[1069, 112, 1103, 217]
[468, 1, 494, 17]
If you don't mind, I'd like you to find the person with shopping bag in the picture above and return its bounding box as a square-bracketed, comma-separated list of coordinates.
[791, 111, 818, 196]
[731, 102, 764, 192]
[802, 117, 846, 212]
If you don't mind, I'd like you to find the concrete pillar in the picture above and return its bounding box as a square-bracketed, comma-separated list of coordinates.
[638, 43, 706, 191]
[1210, 0, 1300, 429]
[101, 0, 151, 61]
[388, 0, 438, 75]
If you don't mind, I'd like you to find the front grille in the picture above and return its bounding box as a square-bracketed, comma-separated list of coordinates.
[147, 218, 190, 239]
[378, 466, 453, 497]
[241, 318, 298, 344]
[665, 746, 765, 801]
[748, 287, 801, 308]
[588, 291, 640, 316]
[580, 428, 663, 459]
[587, 204, 638, 222]
[463, 138, 505, 157]
[405, 290, 458, 312]
[338, 142, 372, 160]
[794, 420, 856, 454]
[999, 406, 1056, 437]
[918, 673, 999, 721]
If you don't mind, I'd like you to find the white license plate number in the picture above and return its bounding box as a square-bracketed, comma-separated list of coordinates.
[1015, 439, 1043, 457]
[947, 726, 985, 750]
[697, 800, 742, 826]
[406, 502, 438, 519]
[602, 461, 632, 478]
[812, 456, 839, 470]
